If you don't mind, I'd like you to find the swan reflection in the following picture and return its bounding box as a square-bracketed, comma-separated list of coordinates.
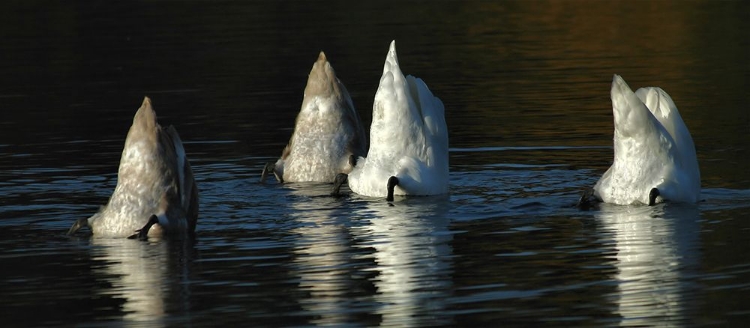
[352, 197, 453, 326]
[288, 183, 454, 326]
[288, 184, 359, 326]
[596, 203, 700, 325]
[90, 238, 169, 324]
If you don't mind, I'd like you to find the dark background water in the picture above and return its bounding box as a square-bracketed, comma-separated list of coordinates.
[1, 0, 749, 326]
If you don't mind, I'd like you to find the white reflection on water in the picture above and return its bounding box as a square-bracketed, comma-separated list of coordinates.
[287, 184, 358, 325]
[352, 196, 454, 327]
[596, 203, 700, 326]
[90, 238, 169, 325]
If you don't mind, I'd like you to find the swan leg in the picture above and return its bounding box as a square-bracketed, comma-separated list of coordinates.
[648, 188, 660, 206]
[128, 215, 160, 240]
[386, 176, 399, 202]
[67, 217, 89, 236]
[576, 188, 597, 210]
[331, 173, 348, 197]
[260, 162, 282, 183]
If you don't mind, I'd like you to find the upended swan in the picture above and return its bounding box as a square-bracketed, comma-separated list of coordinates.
[67, 97, 199, 239]
[332, 40, 449, 201]
[580, 75, 700, 207]
[261, 52, 368, 183]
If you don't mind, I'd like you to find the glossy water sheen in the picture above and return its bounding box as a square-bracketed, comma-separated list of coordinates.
[1, 1, 749, 326]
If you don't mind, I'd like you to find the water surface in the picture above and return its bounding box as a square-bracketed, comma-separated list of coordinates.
[1, 1, 750, 326]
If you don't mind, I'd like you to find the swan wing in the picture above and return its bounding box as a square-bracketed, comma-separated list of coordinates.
[635, 87, 699, 179]
[406, 75, 448, 167]
[164, 125, 199, 230]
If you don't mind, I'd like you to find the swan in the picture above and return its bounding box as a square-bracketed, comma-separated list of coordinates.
[582, 75, 700, 206]
[67, 97, 199, 238]
[261, 51, 367, 183]
[333, 40, 449, 201]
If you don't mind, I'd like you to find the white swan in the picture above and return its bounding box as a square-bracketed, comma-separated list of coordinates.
[262, 52, 367, 183]
[592, 75, 700, 205]
[67, 97, 199, 238]
[336, 40, 449, 201]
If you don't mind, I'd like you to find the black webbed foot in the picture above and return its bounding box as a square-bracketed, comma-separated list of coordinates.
[128, 215, 160, 240]
[260, 162, 282, 183]
[386, 176, 399, 202]
[67, 217, 89, 236]
[576, 188, 597, 210]
[648, 188, 660, 206]
[331, 173, 348, 197]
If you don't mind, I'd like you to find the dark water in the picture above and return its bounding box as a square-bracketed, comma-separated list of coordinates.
[2, 1, 750, 326]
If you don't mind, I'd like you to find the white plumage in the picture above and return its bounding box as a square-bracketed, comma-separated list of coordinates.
[593, 75, 700, 205]
[347, 40, 449, 199]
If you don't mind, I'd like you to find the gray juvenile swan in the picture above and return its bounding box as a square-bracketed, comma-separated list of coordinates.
[261, 52, 367, 183]
[67, 97, 199, 239]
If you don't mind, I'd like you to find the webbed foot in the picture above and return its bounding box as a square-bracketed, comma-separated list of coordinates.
[648, 188, 660, 206]
[67, 217, 89, 236]
[386, 176, 399, 202]
[331, 173, 348, 197]
[260, 162, 282, 183]
[128, 215, 159, 240]
[576, 188, 597, 210]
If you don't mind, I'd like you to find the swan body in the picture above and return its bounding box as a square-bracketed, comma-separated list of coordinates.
[593, 75, 700, 205]
[347, 41, 449, 199]
[68, 97, 199, 238]
[267, 52, 367, 183]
